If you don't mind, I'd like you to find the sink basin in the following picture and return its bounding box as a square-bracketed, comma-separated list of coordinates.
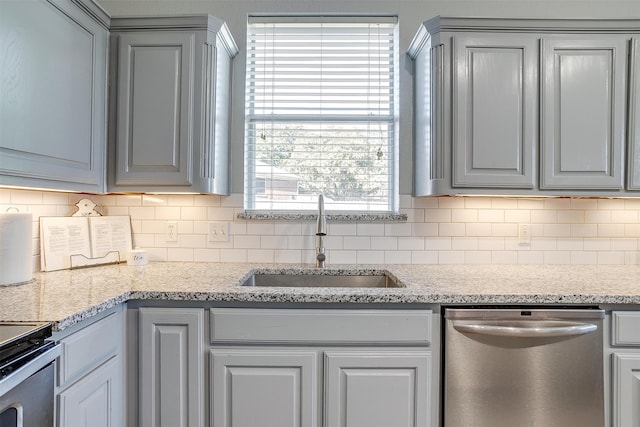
[240, 271, 404, 288]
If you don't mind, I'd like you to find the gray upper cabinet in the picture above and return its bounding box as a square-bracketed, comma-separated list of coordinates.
[541, 36, 627, 190]
[452, 34, 537, 189]
[628, 38, 640, 190]
[109, 16, 238, 194]
[0, 0, 109, 193]
[409, 17, 638, 197]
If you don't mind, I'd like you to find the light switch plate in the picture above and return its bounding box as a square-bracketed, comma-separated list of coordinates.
[208, 221, 230, 242]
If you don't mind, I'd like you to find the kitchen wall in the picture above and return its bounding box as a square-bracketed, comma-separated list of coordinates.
[4, 0, 640, 272]
[4, 188, 640, 272]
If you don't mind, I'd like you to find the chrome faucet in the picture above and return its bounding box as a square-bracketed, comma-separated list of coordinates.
[315, 194, 327, 268]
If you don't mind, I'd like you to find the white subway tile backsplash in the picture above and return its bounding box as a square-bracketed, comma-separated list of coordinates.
[464, 197, 492, 209]
[439, 223, 466, 237]
[438, 197, 465, 209]
[129, 207, 156, 220]
[247, 223, 274, 235]
[438, 251, 465, 264]
[385, 250, 412, 264]
[452, 208, 478, 223]
[452, 237, 479, 251]
[516, 251, 544, 265]
[4, 188, 640, 268]
[168, 248, 194, 262]
[543, 251, 571, 264]
[142, 195, 168, 206]
[424, 237, 452, 251]
[274, 250, 302, 264]
[260, 235, 287, 249]
[598, 224, 625, 237]
[464, 251, 493, 264]
[357, 223, 385, 236]
[234, 235, 261, 249]
[330, 223, 357, 236]
[466, 223, 492, 236]
[597, 251, 625, 265]
[385, 222, 411, 237]
[356, 250, 385, 265]
[570, 251, 597, 264]
[570, 223, 598, 237]
[220, 248, 247, 263]
[411, 250, 438, 264]
[155, 206, 181, 220]
[371, 237, 398, 251]
[343, 237, 371, 250]
[247, 249, 274, 263]
[491, 198, 519, 209]
[330, 250, 357, 264]
[181, 207, 207, 220]
[504, 209, 531, 223]
[207, 207, 235, 221]
[194, 248, 221, 262]
[397, 237, 424, 251]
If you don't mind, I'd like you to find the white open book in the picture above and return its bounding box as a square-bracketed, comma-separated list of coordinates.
[40, 216, 133, 271]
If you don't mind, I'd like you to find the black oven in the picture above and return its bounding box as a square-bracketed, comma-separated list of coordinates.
[0, 322, 60, 427]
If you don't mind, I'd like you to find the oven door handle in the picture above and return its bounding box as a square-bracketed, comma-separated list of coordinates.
[452, 322, 598, 338]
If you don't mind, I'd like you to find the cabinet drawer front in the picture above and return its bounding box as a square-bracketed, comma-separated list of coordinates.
[612, 311, 640, 346]
[58, 312, 122, 386]
[210, 309, 431, 345]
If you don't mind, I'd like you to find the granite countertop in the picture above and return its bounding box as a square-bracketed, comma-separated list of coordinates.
[2, 262, 640, 330]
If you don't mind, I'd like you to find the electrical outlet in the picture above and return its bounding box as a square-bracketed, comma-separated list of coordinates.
[518, 223, 531, 246]
[166, 221, 178, 242]
[208, 221, 230, 242]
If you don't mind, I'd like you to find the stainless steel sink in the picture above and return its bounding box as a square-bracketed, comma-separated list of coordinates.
[240, 271, 404, 288]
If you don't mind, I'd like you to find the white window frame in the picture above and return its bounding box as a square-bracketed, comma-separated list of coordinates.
[243, 15, 399, 213]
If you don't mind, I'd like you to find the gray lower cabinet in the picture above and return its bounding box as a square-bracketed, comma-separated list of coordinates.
[324, 351, 431, 427]
[0, 0, 109, 193]
[408, 17, 637, 196]
[209, 308, 437, 427]
[109, 16, 238, 194]
[54, 306, 124, 427]
[610, 311, 640, 427]
[138, 307, 204, 427]
[210, 350, 318, 427]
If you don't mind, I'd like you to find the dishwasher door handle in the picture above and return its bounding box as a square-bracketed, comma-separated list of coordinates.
[452, 322, 598, 338]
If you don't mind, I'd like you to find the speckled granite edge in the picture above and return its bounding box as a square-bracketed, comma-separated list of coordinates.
[7, 263, 640, 331]
[236, 212, 408, 222]
[54, 293, 132, 331]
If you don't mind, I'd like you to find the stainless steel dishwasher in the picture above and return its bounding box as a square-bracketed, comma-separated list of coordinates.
[444, 307, 605, 427]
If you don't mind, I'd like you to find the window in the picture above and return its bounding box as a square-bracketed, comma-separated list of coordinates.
[244, 16, 398, 212]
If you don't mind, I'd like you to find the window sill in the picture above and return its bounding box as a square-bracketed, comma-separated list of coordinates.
[237, 211, 408, 222]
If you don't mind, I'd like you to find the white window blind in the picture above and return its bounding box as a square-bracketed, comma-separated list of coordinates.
[244, 16, 398, 212]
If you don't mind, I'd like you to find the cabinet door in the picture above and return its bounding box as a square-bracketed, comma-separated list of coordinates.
[628, 39, 640, 190]
[210, 350, 318, 427]
[612, 353, 640, 427]
[0, 0, 107, 192]
[541, 36, 627, 190]
[452, 34, 537, 188]
[57, 356, 123, 427]
[115, 31, 195, 187]
[324, 351, 431, 427]
[138, 308, 204, 427]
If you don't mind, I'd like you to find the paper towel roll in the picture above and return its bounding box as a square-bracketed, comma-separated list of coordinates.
[0, 212, 33, 285]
